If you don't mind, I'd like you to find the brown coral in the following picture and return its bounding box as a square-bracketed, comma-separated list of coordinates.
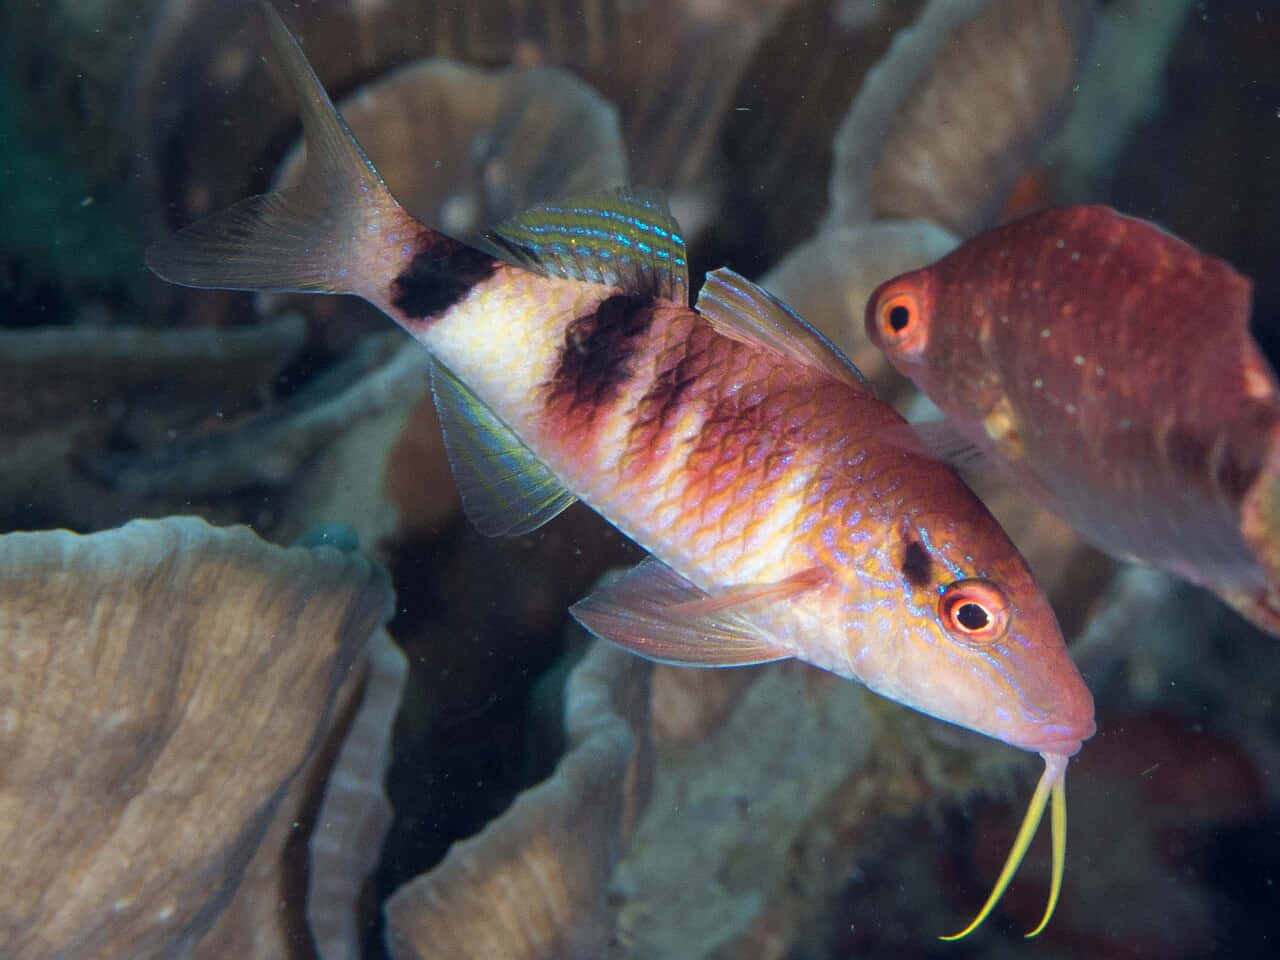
[0, 517, 393, 957]
[830, 0, 1095, 234]
[383, 642, 653, 960]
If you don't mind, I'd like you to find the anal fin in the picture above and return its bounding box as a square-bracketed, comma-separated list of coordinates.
[571, 558, 828, 667]
[428, 357, 577, 536]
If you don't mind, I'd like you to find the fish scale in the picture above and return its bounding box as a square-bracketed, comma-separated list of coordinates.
[145, 2, 1095, 939]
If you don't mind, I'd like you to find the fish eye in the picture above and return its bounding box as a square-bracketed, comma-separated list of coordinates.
[939, 579, 1011, 645]
[874, 290, 927, 355]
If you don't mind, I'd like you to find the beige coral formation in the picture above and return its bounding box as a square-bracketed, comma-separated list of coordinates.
[384, 643, 653, 960]
[0, 316, 306, 527]
[135, 0, 794, 240]
[307, 630, 408, 960]
[829, 0, 1094, 235]
[0, 517, 393, 957]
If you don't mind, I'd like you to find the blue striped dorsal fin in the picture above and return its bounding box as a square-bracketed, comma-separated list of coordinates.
[485, 187, 689, 303]
[427, 357, 577, 536]
[696, 268, 869, 391]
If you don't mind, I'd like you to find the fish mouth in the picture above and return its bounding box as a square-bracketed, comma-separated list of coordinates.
[1015, 718, 1096, 757]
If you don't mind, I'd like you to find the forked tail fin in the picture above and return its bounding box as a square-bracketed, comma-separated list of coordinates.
[145, 1, 416, 297]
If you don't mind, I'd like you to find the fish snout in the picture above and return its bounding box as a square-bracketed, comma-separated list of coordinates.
[1015, 718, 1095, 758]
[993, 618, 1096, 758]
[1006, 673, 1095, 758]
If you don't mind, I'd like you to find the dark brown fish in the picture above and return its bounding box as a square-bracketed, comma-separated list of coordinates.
[867, 204, 1280, 634]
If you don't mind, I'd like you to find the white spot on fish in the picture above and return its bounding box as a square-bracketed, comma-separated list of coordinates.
[1055, 239, 1065, 249]
[1032, 377, 1044, 390]
[1071, 251, 1081, 262]
[1065, 403, 1077, 415]
[1040, 328, 1051, 339]
[1073, 355, 1085, 366]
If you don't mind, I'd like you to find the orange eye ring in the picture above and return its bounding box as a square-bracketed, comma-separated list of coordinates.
[938, 579, 1011, 645]
[872, 289, 927, 356]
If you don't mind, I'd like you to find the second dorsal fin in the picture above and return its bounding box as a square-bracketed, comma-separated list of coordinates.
[695, 268, 869, 391]
[485, 187, 689, 303]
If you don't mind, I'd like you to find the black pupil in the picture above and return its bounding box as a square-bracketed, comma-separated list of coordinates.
[888, 304, 911, 332]
[955, 601, 990, 631]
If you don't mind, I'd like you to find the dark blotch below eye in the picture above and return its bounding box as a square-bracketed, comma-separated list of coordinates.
[956, 601, 990, 631]
[900, 540, 932, 588]
[888, 304, 911, 331]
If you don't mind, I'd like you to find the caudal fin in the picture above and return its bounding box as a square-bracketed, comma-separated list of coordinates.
[145, 2, 413, 297]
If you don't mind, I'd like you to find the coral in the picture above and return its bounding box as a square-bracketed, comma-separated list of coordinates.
[609, 662, 878, 958]
[0, 517, 393, 957]
[383, 642, 652, 960]
[0, 315, 304, 529]
[308, 631, 408, 960]
[134, 0, 794, 243]
[829, 0, 1095, 234]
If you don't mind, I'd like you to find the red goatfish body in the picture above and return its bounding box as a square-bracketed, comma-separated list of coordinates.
[867, 205, 1280, 636]
[147, 3, 1094, 939]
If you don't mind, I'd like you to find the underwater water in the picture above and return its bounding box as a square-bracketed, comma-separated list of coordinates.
[1, 0, 1278, 957]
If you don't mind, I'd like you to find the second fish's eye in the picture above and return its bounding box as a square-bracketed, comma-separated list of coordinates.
[876, 290, 926, 354]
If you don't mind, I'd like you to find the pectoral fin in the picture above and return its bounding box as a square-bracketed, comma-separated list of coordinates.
[570, 558, 828, 667]
[878, 419, 987, 468]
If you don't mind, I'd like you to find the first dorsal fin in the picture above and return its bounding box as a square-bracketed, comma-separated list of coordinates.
[695, 268, 869, 391]
[485, 187, 689, 303]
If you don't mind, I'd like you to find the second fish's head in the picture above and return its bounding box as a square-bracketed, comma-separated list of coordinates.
[863, 264, 992, 415]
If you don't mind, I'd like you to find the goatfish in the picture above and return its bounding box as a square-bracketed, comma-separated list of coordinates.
[147, 2, 1094, 939]
[867, 205, 1280, 636]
